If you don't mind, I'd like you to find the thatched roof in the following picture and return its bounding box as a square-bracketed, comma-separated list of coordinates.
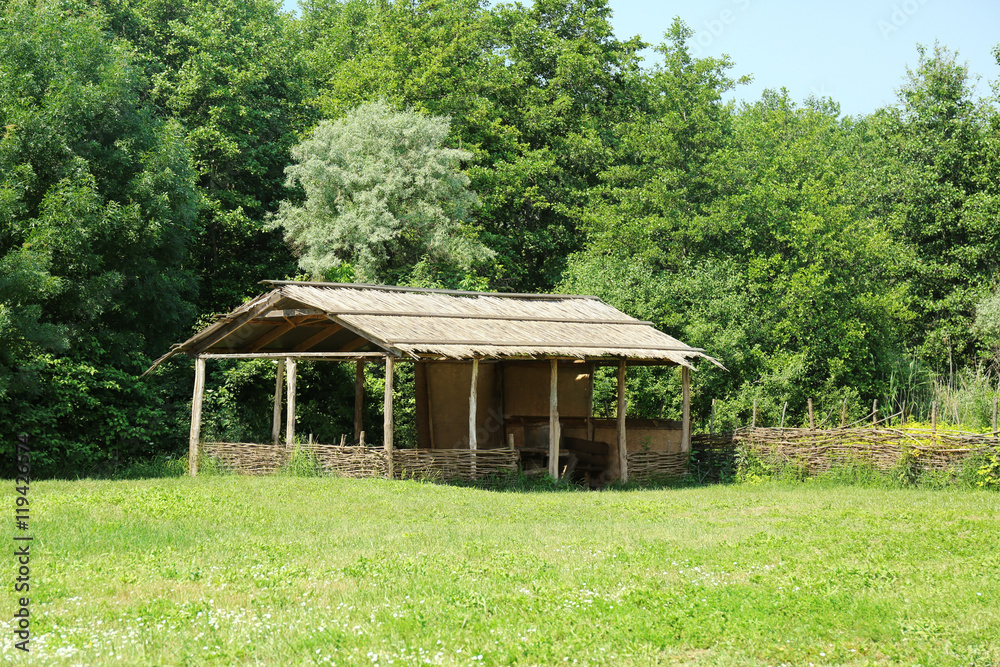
[145, 281, 719, 374]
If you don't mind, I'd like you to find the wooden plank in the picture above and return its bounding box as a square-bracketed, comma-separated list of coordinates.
[199, 351, 385, 359]
[469, 359, 479, 451]
[257, 309, 325, 319]
[387, 338, 704, 352]
[681, 366, 691, 454]
[188, 357, 207, 477]
[384, 355, 394, 479]
[285, 357, 297, 447]
[549, 359, 560, 479]
[271, 360, 284, 445]
[247, 322, 294, 352]
[292, 324, 344, 352]
[325, 310, 657, 325]
[354, 361, 365, 443]
[563, 436, 610, 456]
[617, 361, 628, 482]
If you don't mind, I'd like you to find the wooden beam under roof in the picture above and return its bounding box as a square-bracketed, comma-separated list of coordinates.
[188, 292, 285, 356]
[246, 322, 295, 352]
[292, 324, 344, 352]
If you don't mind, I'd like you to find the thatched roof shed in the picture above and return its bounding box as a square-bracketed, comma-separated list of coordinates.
[150, 281, 718, 484]
[148, 280, 716, 368]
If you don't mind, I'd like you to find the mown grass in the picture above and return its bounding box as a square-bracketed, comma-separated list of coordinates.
[3, 476, 999, 666]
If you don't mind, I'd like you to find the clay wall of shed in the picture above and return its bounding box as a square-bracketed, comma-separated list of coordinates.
[416, 362, 504, 450]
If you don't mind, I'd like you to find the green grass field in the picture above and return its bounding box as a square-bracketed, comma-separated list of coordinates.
[4, 476, 999, 666]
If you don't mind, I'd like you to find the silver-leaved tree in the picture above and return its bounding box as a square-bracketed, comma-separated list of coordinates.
[270, 101, 491, 285]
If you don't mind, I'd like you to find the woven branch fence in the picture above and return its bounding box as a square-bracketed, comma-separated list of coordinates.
[626, 451, 688, 482]
[732, 426, 1000, 474]
[392, 449, 518, 482]
[202, 442, 517, 481]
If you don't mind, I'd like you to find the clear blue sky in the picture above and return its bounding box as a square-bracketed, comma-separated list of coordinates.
[282, 0, 1000, 117]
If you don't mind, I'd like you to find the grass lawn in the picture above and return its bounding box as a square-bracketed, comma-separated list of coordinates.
[3, 476, 999, 666]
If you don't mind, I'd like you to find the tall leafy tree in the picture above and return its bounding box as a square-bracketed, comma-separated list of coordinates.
[270, 101, 490, 284]
[99, 0, 308, 311]
[0, 0, 201, 474]
[301, 0, 645, 291]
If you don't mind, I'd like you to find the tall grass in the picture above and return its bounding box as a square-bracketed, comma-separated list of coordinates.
[884, 355, 999, 431]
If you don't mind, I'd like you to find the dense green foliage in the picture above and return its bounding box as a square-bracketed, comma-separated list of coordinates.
[2, 0, 999, 476]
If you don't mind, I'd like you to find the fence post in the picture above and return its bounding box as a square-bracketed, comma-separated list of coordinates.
[840, 398, 847, 428]
[780, 402, 787, 429]
[710, 399, 716, 435]
[872, 399, 878, 428]
[752, 398, 757, 429]
[993, 395, 998, 440]
[808, 398, 814, 430]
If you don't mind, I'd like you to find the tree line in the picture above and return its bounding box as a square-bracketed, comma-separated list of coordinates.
[2, 0, 999, 476]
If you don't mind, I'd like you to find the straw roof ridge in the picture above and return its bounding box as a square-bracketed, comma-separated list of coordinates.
[143, 281, 722, 375]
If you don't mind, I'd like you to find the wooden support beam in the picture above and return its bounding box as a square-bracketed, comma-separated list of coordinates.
[587, 363, 596, 441]
[841, 398, 848, 428]
[469, 359, 479, 451]
[247, 322, 294, 352]
[271, 360, 284, 445]
[808, 398, 814, 430]
[354, 361, 365, 443]
[341, 336, 371, 353]
[285, 357, 297, 447]
[199, 351, 384, 360]
[292, 324, 343, 352]
[549, 359, 560, 479]
[188, 357, 207, 477]
[752, 398, 757, 428]
[190, 292, 283, 355]
[681, 366, 691, 454]
[384, 355, 394, 479]
[617, 361, 628, 482]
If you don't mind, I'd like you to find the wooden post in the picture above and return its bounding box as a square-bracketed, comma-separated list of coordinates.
[188, 356, 206, 477]
[285, 357, 297, 446]
[992, 395, 998, 439]
[360, 430, 366, 446]
[468, 359, 479, 450]
[710, 399, 716, 435]
[587, 363, 596, 441]
[780, 402, 787, 429]
[549, 359, 560, 479]
[841, 398, 848, 428]
[469, 359, 479, 479]
[872, 398, 878, 428]
[271, 359, 284, 445]
[751, 398, 757, 429]
[384, 355, 394, 479]
[808, 398, 814, 430]
[617, 361, 628, 482]
[354, 360, 365, 443]
[507, 433, 515, 450]
[931, 401, 937, 433]
[681, 366, 691, 454]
